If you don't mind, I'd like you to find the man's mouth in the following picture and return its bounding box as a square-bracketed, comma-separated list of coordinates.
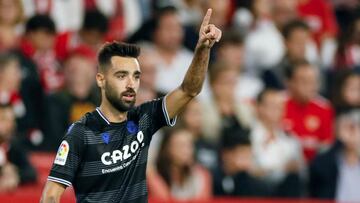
[122, 92, 136, 101]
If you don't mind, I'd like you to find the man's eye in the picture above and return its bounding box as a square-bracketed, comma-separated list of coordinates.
[134, 75, 141, 80]
[117, 74, 126, 79]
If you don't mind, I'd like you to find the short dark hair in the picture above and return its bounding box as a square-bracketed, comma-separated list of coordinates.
[221, 128, 251, 150]
[217, 29, 244, 48]
[256, 88, 281, 104]
[82, 9, 108, 33]
[285, 59, 313, 80]
[97, 41, 141, 71]
[153, 6, 178, 29]
[0, 53, 18, 72]
[25, 14, 56, 33]
[282, 19, 309, 40]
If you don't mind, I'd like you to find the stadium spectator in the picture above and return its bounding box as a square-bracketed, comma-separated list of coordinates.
[263, 20, 317, 89]
[179, 99, 218, 171]
[21, 0, 83, 32]
[281, 20, 318, 65]
[42, 46, 98, 151]
[151, 6, 193, 93]
[21, 14, 63, 94]
[101, 0, 141, 42]
[297, 0, 338, 46]
[55, 9, 108, 61]
[251, 88, 304, 197]
[297, 0, 338, 67]
[0, 53, 25, 118]
[283, 60, 334, 162]
[0, 53, 43, 147]
[170, 0, 203, 27]
[201, 61, 254, 144]
[147, 127, 212, 201]
[0, 103, 37, 192]
[245, 0, 298, 74]
[334, 15, 360, 70]
[272, 0, 298, 30]
[212, 129, 271, 197]
[309, 109, 360, 202]
[0, 0, 24, 52]
[135, 48, 165, 106]
[332, 70, 360, 114]
[215, 29, 263, 101]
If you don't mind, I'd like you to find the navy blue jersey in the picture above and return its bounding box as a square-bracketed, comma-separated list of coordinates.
[48, 97, 176, 203]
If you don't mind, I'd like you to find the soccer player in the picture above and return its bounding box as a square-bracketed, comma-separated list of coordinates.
[40, 9, 221, 203]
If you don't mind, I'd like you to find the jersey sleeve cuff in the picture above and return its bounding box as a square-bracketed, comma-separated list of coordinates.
[162, 95, 177, 127]
[48, 176, 72, 187]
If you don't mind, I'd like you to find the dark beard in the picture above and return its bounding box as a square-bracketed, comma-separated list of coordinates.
[104, 82, 136, 112]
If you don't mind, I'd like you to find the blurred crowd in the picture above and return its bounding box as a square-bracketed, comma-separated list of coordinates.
[0, 0, 360, 202]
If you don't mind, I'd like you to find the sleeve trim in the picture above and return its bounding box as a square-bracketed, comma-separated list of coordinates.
[48, 176, 72, 187]
[162, 96, 177, 127]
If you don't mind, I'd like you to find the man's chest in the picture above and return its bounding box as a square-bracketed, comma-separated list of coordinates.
[97, 128, 146, 167]
[78, 124, 150, 177]
[285, 106, 326, 133]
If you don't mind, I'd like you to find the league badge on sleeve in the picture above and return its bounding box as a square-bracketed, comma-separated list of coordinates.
[54, 140, 69, 165]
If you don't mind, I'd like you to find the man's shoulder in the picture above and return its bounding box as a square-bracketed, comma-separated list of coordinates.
[128, 97, 165, 122]
[133, 97, 163, 112]
[311, 144, 339, 170]
[67, 111, 101, 136]
[310, 97, 333, 111]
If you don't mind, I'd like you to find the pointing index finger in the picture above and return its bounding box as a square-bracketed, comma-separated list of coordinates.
[201, 8, 212, 28]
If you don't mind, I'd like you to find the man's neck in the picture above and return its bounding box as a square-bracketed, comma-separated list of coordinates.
[216, 96, 235, 115]
[260, 119, 277, 133]
[290, 94, 311, 105]
[343, 148, 360, 166]
[99, 99, 128, 123]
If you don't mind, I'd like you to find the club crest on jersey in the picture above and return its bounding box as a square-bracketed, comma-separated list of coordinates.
[102, 133, 111, 144]
[54, 140, 69, 165]
[126, 121, 138, 134]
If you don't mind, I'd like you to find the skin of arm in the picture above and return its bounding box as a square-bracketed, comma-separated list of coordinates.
[40, 181, 66, 203]
[166, 8, 222, 119]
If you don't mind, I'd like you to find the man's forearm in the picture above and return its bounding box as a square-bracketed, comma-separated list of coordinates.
[161, 8, 220, 118]
[40, 181, 65, 203]
[180, 45, 210, 97]
[40, 197, 57, 203]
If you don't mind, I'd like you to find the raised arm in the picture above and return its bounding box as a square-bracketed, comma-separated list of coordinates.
[165, 8, 222, 119]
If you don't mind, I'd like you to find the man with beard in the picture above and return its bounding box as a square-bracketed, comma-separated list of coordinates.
[40, 9, 221, 203]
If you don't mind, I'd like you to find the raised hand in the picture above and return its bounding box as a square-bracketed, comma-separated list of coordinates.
[198, 8, 222, 49]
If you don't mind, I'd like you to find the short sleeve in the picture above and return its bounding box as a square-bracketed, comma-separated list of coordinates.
[138, 96, 177, 133]
[47, 123, 85, 187]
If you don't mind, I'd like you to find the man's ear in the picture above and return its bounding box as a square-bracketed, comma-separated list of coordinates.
[96, 73, 105, 89]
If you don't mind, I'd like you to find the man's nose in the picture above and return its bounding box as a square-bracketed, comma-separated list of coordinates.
[126, 77, 136, 88]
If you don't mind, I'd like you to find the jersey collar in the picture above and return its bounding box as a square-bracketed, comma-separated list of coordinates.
[95, 107, 111, 125]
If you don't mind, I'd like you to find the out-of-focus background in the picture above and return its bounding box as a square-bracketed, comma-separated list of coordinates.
[0, 0, 359, 202]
